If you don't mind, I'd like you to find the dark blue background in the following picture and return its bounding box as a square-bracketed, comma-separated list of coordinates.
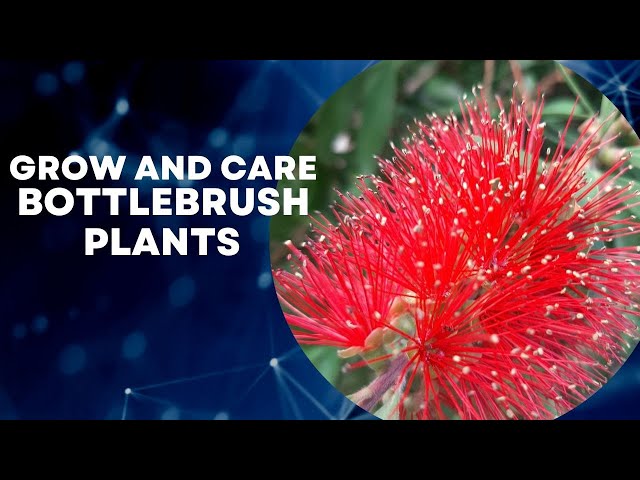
[0, 60, 638, 420]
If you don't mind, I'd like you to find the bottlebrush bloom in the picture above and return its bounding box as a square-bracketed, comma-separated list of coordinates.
[273, 87, 640, 420]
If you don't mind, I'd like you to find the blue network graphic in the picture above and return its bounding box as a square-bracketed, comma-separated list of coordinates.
[563, 60, 640, 127]
[0, 60, 639, 420]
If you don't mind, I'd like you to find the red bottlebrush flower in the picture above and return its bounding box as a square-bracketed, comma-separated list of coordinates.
[273, 88, 640, 420]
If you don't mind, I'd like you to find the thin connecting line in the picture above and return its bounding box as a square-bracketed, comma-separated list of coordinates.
[132, 392, 224, 419]
[271, 60, 326, 108]
[131, 362, 265, 392]
[268, 315, 275, 358]
[236, 366, 271, 404]
[360, 60, 378, 72]
[351, 412, 375, 420]
[274, 368, 303, 419]
[217, 60, 275, 128]
[337, 398, 357, 420]
[131, 391, 177, 407]
[277, 346, 302, 363]
[121, 392, 129, 420]
[119, 347, 348, 420]
[277, 366, 335, 419]
[561, 60, 640, 128]
[118, 345, 306, 419]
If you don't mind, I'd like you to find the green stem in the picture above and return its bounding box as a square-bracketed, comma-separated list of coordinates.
[558, 64, 596, 117]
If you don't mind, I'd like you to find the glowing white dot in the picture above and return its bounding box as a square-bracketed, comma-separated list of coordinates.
[619, 84, 628, 92]
[331, 132, 352, 154]
[452, 355, 461, 362]
[125, 388, 132, 395]
[269, 358, 279, 368]
[115, 98, 129, 115]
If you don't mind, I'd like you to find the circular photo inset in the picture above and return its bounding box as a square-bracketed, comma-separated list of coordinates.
[270, 60, 640, 420]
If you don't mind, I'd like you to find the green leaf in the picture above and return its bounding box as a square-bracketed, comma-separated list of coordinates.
[352, 61, 398, 175]
[303, 345, 343, 386]
[598, 95, 619, 135]
[599, 95, 617, 121]
[420, 75, 464, 111]
[543, 98, 588, 119]
[557, 64, 596, 117]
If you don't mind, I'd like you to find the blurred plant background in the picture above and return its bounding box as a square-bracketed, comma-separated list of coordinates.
[270, 59, 640, 399]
